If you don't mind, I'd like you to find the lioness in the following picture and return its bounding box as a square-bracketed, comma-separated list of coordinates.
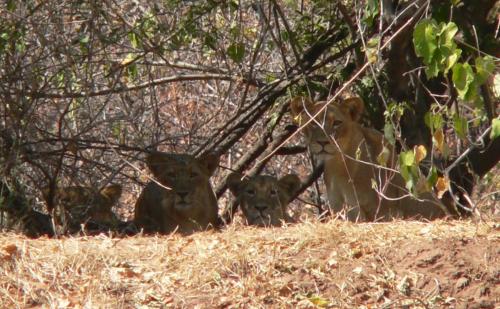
[227, 173, 301, 227]
[134, 152, 220, 234]
[290, 96, 447, 221]
[46, 184, 122, 232]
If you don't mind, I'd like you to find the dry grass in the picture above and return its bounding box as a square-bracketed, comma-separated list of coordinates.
[0, 219, 498, 308]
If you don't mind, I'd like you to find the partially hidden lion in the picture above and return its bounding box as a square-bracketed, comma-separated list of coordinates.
[227, 173, 301, 227]
[290, 96, 448, 222]
[46, 184, 122, 232]
[1, 181, 54, 238]
[134, 152, 220, 234]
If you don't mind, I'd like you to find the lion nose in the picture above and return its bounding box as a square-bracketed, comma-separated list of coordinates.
[255, 204, 268, 212]
[316, 141, 330, 148]
[176, 191, 189, 199]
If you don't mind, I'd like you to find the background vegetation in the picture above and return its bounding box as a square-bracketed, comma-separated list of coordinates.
[1, 0, 498, 226]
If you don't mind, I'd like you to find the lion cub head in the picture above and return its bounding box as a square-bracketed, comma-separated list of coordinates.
[46, 184, 122, 232]
[134, 152, 220, 234]
[289, 96, 366, 162]
[227, 173, 301, 227]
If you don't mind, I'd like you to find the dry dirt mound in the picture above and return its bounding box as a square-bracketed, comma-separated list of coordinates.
[0, 220, 498, 308]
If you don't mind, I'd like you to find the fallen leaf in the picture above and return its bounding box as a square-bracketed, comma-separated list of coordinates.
[397, 275, 411, 296]
[455, 277, 470, 290]
[327, 258, 338, 269]
[3, 244, 18, 256]
[353, 266, 363, 274]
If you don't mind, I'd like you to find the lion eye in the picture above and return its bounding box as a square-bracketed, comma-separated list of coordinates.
[246, 189, 256, 196]
[332, 120, 343, 129]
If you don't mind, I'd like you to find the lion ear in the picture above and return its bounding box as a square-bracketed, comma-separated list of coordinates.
[227, 172, 244, 195]
[278, 174, 301, 196]
[198, 153, 220, 176]
[289, 97, 314, 120]
[100, 184, 122, 204]
[343, 97, 364, 122]
[146, 152, 173, 178]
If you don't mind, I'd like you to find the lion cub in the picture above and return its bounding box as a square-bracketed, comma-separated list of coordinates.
[227, 173, 301, 227]
[134, 152, 220, 234]
[46, 184, 122, 232]
[290, 96, 447, 221]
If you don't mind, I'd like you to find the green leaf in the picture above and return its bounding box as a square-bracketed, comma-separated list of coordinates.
[128, 32, 139, 49]
[452, 63, 475, 100]
[204, 32, 217, 50]
[227, 43, 246, 63]
[425, 55, 440, 78]
[438, 22, 458, 47]
[7, 0, 16, 11]
[475, 56, 495, 85]
[414, 20, 462, 79]
[127, 63, 138, 80]
[453, 114, 469, 139]
[464, 84, 480, 103]
[439, 45, 461, 73]
[413, 20, 437, 64]
[16, 40, 26, 53]
[112, 121, 122, 140]
[400, 165, 417, 192]
[491, 118, 500, 140]
[400, 150, 415, 167]
[228, 0, 239, 11]
[383, 122, 396, 145]
[363, 0, 379, 27]
[308, 295, 330, 307]
[424, 110, 444, 131]
[427, 166, 438, 187]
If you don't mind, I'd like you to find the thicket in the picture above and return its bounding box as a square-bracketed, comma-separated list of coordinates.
[1, 0, 498, 226]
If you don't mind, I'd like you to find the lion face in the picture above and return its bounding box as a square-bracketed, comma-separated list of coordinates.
[47, 184, 122, 230]
[290, 96, 365, 163]
[146, 153, 219, 213]
[135, 152, 220, 234]
[228, 174, 301, 227]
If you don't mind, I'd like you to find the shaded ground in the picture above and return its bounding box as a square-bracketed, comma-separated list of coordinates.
[0, 220, 498, 308]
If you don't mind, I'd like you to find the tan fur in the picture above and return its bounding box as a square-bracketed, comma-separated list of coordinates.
[134, 152, 220, 234]
[46, 184, 122, 231]
[227, 173, 301, 227]
[290, 96, 447, 221]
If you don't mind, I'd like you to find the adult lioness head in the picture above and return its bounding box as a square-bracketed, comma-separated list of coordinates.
[227, 173, 301, 227]
[290, 96, 447, 221]
[134, 152, 220, 234]
[290, 96, 368, 163]
[46, 184, 122, 232]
